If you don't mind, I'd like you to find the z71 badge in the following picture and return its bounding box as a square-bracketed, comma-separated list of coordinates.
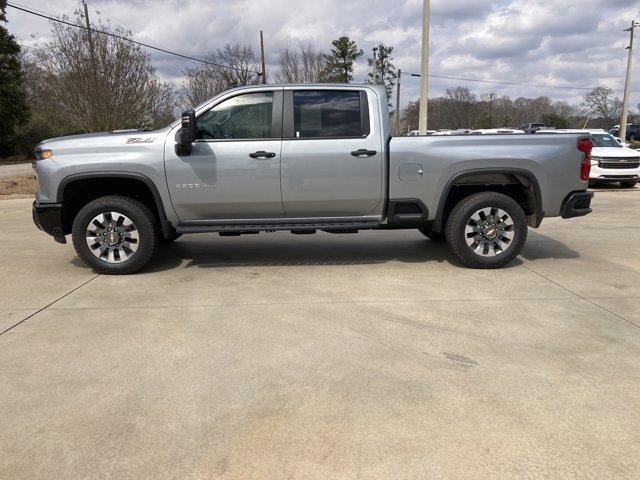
[126, 137, 154, 144]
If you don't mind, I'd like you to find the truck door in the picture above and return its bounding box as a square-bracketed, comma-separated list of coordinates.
[164, 89, 284, 221]
[280, 89, 384, 217]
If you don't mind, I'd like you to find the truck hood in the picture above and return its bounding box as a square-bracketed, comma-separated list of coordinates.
[591, 146, 640, 158]
[38, 128, 171, 152]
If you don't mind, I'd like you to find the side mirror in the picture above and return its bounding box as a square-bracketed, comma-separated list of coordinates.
[176, 109, 197, 156]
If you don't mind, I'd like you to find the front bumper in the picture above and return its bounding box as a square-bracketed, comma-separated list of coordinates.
[32, 201, 66, 244]
[590, 163, 640, 182]
[561, 191, 593, 219]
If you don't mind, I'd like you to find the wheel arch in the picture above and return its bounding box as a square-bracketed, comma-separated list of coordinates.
[432, 168, 543, 233]
[57, 172, 172, 237]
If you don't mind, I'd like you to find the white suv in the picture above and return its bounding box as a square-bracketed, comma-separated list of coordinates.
[589, 131, 639, 188]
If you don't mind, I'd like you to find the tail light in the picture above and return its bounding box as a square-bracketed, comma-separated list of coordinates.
[577, 138, 592, 181]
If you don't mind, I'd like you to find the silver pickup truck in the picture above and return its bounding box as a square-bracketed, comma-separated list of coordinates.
[32, 84, 594, 274]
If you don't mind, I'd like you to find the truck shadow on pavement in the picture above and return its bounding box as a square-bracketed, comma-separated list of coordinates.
[140, 231, 579, 273]
[519, 231, 581, 261]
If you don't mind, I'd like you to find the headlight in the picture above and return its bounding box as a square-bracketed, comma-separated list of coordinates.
[35, 148, 52, 160]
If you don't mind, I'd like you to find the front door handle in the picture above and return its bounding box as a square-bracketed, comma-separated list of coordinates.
[351, 149, 377, 157]
[249, 151, 276, 159]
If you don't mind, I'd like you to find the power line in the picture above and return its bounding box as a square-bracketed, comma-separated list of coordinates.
[404, 72, 639, 94]
[9, 1, 638, 94]
[6, 2, 258, 73]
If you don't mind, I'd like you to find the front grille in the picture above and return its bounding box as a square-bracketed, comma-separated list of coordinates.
[599, 158, 640, 169]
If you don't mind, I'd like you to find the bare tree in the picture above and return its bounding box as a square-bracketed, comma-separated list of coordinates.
[31, 11, 175, 132]
[444, 87, 477, 129]
[299, 44, 326, 82]
[275, 44, 325, 83]
[583, 86, 622, 127]
[180, 63, 229, 108]
[275, 48, 299, 83]
[215, 43, 260, 86]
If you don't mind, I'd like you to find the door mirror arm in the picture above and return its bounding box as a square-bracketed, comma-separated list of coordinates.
[176, 109, 197, 156]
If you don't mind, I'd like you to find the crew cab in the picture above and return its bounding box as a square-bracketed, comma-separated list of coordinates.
[32, 84, 594, 274]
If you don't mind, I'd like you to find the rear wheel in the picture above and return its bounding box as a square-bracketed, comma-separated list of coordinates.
[620, 180, 638, 188]
[445, 192, 527, 269]
[417, 226, 446, 242]
[72, 195, 158, 274]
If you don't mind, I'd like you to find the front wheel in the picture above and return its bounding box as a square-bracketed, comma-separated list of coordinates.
[619, 180, 638, 188]
[445, 192, 528, 269]
[72, 195, 158, 274]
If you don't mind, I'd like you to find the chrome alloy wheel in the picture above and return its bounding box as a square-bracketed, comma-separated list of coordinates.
[85, 212, 139, 263]
[464, 207, 515, 257]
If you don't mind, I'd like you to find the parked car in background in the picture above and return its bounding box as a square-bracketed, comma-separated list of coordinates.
[613, 137, 630, 148]
[408, 130, 436, 136]
[610, 124, 640, 142]
[538, 129, 639, 188]
[520, 123, 548, 133]
[474, 129, 526, 135]
[590, 132, 640, 188]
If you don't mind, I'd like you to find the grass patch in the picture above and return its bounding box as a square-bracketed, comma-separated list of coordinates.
[0, 175, 38, 199]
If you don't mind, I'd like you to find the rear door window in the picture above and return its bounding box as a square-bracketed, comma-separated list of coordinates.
[293, 91, 363, 138]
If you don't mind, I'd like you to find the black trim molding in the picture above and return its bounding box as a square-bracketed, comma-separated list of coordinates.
[433, 168, 543, 232]
[56, 171, 171, 236]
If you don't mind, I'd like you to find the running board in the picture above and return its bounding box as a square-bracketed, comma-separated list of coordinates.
[176, 221, 381, 234]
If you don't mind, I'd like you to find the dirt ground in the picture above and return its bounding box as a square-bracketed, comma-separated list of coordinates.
[0, 174, 38, 199]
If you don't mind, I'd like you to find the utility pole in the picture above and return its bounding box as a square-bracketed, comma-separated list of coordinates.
[83, 1, 99, 127]
[259, 30, 267, 84]
[418, 0, 430, 134]
[372, 47, 378, 84]
[83, 2, 97, 73]
[620, 20, 639, 142]
[489, 92, 495, 129]
[395, 69, 402, 136]
[379, 48, 385, 89]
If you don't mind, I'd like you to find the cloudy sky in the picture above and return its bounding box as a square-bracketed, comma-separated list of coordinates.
[6, 0, 640, 110]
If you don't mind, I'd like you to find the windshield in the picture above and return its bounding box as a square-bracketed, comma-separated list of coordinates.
[591, 133, 621, 148]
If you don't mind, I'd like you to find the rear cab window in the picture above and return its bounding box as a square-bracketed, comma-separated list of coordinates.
[286, 90, 370, 139]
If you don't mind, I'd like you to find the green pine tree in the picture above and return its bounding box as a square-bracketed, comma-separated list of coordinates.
[0, 0, 30, 154]
[322, 36, 363, 83]
[365, 43, 397, 103]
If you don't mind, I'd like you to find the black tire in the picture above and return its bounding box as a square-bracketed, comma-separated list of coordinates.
[445, 192, 528, 269]
[620, 180, 638, 188]
[72, 195, 158, 274]
[159, 231, 182, 244]
[417, 226, 446, 242]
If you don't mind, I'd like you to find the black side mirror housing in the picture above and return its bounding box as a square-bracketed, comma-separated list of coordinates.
[176, 109, 197, 156]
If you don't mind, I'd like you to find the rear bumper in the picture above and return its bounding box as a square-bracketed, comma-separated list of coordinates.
[561, 191, 593, 219]
[32, 201, 66, 244]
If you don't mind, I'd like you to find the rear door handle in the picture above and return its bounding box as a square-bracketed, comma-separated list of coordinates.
[249, 151, 276, 159]
[351, 149, 377, 157]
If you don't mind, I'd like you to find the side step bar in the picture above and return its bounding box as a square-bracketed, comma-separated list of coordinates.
[176, 221, 381, 234]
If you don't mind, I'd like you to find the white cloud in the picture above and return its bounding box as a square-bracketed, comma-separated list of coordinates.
[6, 0, 640, 108]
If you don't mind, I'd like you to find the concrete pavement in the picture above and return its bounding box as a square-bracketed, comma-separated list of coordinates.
[1, 191, 639, 479]
[0, 162, 33, 178]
